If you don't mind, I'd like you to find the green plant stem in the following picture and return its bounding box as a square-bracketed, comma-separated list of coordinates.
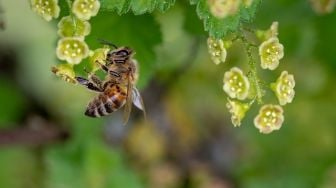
[66, 0, 77, 36]
[240, 35, 263, 104]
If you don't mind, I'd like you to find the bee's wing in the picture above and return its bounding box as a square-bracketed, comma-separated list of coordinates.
[132, 87, 147, 121]
[132, 87, 145, 110]
[122, 74, 133, 125]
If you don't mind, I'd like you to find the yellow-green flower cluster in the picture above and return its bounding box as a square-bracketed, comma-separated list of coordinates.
[30, 0, 60, 21]
[207, 21, 294, 134]
[30, 0, 100, 83]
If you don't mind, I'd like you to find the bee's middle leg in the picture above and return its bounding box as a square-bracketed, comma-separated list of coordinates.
[75, 76, 103, 92]
[88, 73, 103, 89]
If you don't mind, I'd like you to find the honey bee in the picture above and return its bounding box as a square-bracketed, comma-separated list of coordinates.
[75, 42, 146, 124]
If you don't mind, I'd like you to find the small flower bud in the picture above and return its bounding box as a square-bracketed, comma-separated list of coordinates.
[254, 104, 284, 134]
[271, 71, 295, 105]
[30, 0, 60, 21]
[259, 37, 284, 70]
[57, 15, 91, 37]
[226, 98, 250, 127]
[56, 37, 89, 64]
[72, 0, 100, 20]
[223, 67, 250, 100]
[207, 37, 227, 65]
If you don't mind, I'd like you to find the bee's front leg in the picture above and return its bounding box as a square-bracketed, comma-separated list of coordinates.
[95, 60, 109, 72]
[75, 76, 103, 92]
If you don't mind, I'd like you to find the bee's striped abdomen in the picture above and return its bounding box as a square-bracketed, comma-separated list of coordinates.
[85, 84, 127, 118]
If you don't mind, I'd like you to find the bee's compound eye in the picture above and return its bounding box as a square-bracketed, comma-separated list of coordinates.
[116, 50, 129, 57]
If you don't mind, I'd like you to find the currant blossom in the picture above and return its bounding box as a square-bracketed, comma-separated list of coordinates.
[223, 67, 250, 100]
[72, 0, 100, 20]
[57, 16, 91, 37]
[89, 47, 110, 72]
[271, 71, 295, 105]
[254, 104, 284, 134]
[226, 98, 250, 127]
[56, 37, 89, 64]
[208, 0, 241, 18]
[207, 37, 227, 65]
[259, 37, 284, 70]
[30, 0, 60, 21]
[51, 63, 77, 84]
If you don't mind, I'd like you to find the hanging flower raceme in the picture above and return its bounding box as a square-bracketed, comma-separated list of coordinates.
[223, 67, 250, 100]
[72, 0, 100, 20]
[56, 37, 89, 64]
[57, 15, 91, 37]
[254, 104, 284, 134]
[30, 0, 60, 21]
[226, 99, 250, 127]
[271, 71, 295, 105]
[207, 37, 227, 65]
[207, 0, 241, 18]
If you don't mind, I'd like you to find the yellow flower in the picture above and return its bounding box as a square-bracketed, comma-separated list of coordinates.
[88, 47, 110, 72]
[259, 37, 284, 70]
[223, 67, 250, 100]
[226, 98, 250, 127]
[51, 63, 77, 84]
[208, 0, 241, 18]
[207, 37, 227, 65]
[57, 16, 91, 37]
[30, 0, 60, 21]
[56, 37, 89, 64]
[271, 71, 295, 105]
[72, 0, 100, 20]
[254, 104, 284, 134]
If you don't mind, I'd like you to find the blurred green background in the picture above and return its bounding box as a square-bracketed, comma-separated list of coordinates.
[1, 0, 336, 188]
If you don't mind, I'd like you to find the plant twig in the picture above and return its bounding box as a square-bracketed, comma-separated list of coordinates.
[240, 34, 263, 104]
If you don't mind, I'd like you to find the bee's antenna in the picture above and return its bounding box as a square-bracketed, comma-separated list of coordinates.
[97, 38, 118, 49]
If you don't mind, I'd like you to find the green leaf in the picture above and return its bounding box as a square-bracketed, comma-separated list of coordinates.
[86, 12, 162, 89]
[100, 0, 176, 15]
[181, 1, 205, 36]
[190, 0, 261, 39]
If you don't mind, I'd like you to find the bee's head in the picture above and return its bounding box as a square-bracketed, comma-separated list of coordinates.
[106, 47, 134, 64]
